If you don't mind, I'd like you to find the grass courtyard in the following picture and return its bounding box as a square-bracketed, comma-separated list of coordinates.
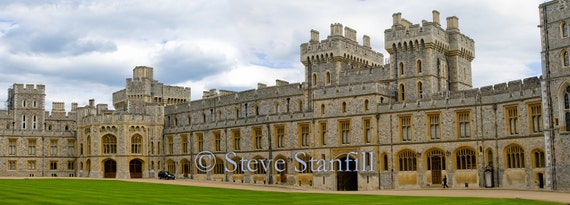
[0, 179, 563, 205]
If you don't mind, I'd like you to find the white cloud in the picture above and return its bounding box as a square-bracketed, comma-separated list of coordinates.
[0, 0, 547, 110]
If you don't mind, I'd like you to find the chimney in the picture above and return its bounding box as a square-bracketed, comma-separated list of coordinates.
[363, 35, 371, 48]
[392, 12, 402, 25]
[446, 16, 459, 31]
[432, 10, 440, 25]
[310, 29, 319, 43]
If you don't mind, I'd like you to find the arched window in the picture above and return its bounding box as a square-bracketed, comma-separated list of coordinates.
[86, 136, 91, 155]
[563, 50, 569, 67]
[201, 113, 206, 123]
[455, 147, 476, 170]
[398, 150, 417, 171]
[341, 102, 347, 113]
[417, 82, 423, 99]
[312, 73, 317, 86]
[426, 149, 446, 171]
[274, 102, 279, 114]
[364, 99, 369, 111]
[254, 105, 259, 116]
[320, 104, 325, 115]
[102, 135, 117, 154]
[562, 21, 568, 38]
[416, 60, 422, 73]
[382, 153, 389, 171]
[532, 149, 545, 168]
[505, 144, 525, 169]
[399, 84, 405, 101]
[131, 135, 142, 154]
[326, 72, 331, 84]
[399, 62, 404, 76]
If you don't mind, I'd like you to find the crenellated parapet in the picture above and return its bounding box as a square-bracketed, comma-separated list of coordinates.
[300, 23, 384, 68]
[379, 76, 542, 112]
[384, 10, 474, 61]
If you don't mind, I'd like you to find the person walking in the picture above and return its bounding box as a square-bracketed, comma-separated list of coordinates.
[442, 175, 449, 188]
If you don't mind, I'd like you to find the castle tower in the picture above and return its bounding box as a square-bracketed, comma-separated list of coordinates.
[300, 23, 384, 88]
[7, 84, 46, 130]
[384, 11, 475, 101]
[539, 0, 570, 190]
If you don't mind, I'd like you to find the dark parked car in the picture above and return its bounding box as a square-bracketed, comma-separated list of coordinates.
[158, 170, 175, 180]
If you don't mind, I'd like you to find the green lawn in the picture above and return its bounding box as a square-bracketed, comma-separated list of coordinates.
[0, 179, 562, 205]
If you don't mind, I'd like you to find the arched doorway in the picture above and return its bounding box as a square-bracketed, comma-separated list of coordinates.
[426, 149, 446, 185]
[129, 159, 143, 178]
[181, 159, 190, 178]
[104, 159, 117, 178]
[86, 159, 91, 177]
[336, 155, 358, 191]
[274, 155, 288, 184]
[538, 173, 544, 188]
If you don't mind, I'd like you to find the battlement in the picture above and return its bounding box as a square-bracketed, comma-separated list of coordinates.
[381, 76, 542, 112]
[300, 23, 384, 68]
[11, 83, 46, 94]
[384, 10, 474, 60]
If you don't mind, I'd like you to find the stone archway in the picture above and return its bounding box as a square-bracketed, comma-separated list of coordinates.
[103, 159, 117, 178]
[129, 159, 143, 178]
[336, 155, 358, 191]
[181, 159, 190, 178]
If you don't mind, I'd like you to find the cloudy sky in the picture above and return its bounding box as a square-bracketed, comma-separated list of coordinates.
[0, 0, 544, 111]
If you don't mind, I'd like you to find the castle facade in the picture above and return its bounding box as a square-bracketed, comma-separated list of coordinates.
[0, 0, 569, 191]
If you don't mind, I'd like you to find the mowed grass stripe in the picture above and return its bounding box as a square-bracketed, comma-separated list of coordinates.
[0, 179, 562, 205]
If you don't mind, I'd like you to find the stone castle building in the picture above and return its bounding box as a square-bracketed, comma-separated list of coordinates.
[1, 0, 569, 191]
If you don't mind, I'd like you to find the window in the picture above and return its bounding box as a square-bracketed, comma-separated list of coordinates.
[417, 82, 423, 99]
[50, 161, 58, 170]
[363, 119, 371, 143]
[27, 160, 36, 170]
[276, 125, 285, 148]
[182, 135, 189, 153]
[33, 116, 37, 129]
[320, 104, 325, 115]
[505, 106, 519, 135]
[8, 160, 16, 171]
[326, 72, 331, 84]
[457, 111, 471, 138]
[399, 62, 404, 76]
[562, 21, 569, 38]
[214, 158, 224, 174]
[506, 144, 525, 169]
[9, 139, 16, 155]
[167, 136, 174, 154]
[254, 105, 260, 116]
[528, 103, 543, 133]
[341, 102, 347, 113]
[297, 100, 303, 112]
[232, 129, 241, 150]
[67, 161, 75, 170]
[131, 135, 142, 154]
[28, 139, 36, 155]
[196, 134, 203, 152]
[216, 111, 221, 121]
[22, 115, 26, 129]
[428, 114, 441, 140]
[319, 122, 327, 145]
[253, 156, 266, 175]
[340, 120, 350, 144]
[67, 140, 75, 156]
[50, 140, 58, 156]
[533, 149, 545, 168]
[364, 99, 369, 111]
[456, 147, 476, 170]
[297, 154, 313, 174]
[562, 50, 570, 67]
[253, 127, 263, 150]
[400, 116, 412, 141]
[312, 73, 317, 85]
[416, 59, 422, 73]
[399, 84, 405, 101]
[398, 150, 417, 171]
[300, 124, 309, 147]
[234, 108, 240, 119]
[86, 136, 91, 155]
[213, 133, 221, 152]
[564, 86, 570, 131]
[382, 153, 389, 171]
[274, 102, 280, 114]
[102, 135, 117, 154]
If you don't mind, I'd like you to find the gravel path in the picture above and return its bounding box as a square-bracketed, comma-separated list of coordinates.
[126, 178, 570, 204]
